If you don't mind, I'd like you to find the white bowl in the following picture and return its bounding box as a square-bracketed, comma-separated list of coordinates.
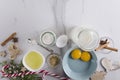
[22, 50, 45, 72]
[78, 29, 99, 51]
[70, 27, 99, 51]
[56, 35, 68, 48]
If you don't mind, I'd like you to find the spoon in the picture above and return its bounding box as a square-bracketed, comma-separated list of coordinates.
[28, 38, 53, 53]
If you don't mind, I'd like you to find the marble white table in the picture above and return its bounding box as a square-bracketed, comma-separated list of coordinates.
[0, 0, 120, 80]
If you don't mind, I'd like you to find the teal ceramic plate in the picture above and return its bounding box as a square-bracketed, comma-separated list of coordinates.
[62, 46, 97, 80]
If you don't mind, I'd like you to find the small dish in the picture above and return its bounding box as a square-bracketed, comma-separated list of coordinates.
[46, 53, 61, 68]
[40, 31, 56, 46]
[78, 29, 99, 51]
[56, 35, 68, 48]
[22, 50, 45, 72]
[70, 27, 99, 51]
[97, 37, 114, 54]
[62, 46, 97, 80]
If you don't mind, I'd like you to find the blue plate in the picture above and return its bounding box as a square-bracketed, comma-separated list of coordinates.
[62, 46, 97, 80]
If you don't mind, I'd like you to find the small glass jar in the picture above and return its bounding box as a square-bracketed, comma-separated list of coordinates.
[40, 31, 56, 46]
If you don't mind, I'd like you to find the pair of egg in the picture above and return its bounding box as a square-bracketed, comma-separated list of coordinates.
[71, 49, 91, 62]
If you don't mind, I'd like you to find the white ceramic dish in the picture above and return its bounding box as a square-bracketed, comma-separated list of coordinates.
[56, 35, 68, 48]
[70, 27, 99, 51]
[22, 50, 45, 72]
[78, 29, 99, 51]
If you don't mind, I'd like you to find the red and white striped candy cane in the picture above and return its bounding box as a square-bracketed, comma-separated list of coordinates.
[43, 71, 70, 80]
[0, 65, 71, 80]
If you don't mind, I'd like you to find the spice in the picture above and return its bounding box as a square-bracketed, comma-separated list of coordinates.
[1, 32, 16, 46]
[0, 51, 7, 57]
[100, 39, 108, 45]
[95, 38, 118, 52]
[8, 43, 21, 60]
[48, 54, 60, 68]
[13, 37, 18, 43]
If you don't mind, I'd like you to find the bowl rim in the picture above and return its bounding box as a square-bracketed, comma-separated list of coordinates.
[22, 50, 45, 72]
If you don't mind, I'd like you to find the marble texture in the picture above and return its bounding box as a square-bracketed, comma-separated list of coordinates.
[65, 0, 120, 80]
[0, 0, 120, 80]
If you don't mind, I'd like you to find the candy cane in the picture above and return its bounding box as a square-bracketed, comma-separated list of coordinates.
[43, 71, 70, 80]
[1, 65, 70, 80]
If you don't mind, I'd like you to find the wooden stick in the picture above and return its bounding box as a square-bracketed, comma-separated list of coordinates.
[104, 47, 118, 52]
[95, 42, 118, 52]
[95, 42, 109, 51]
[1, 32, 17, 46]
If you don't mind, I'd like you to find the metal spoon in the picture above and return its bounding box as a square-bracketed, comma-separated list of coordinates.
[27, 38, 53, 53]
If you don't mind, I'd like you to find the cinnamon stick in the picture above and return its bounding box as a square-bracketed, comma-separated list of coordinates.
[104, 46, 118, 52]
[1, 32, 17, 46]
[95, 42, 109, 51]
